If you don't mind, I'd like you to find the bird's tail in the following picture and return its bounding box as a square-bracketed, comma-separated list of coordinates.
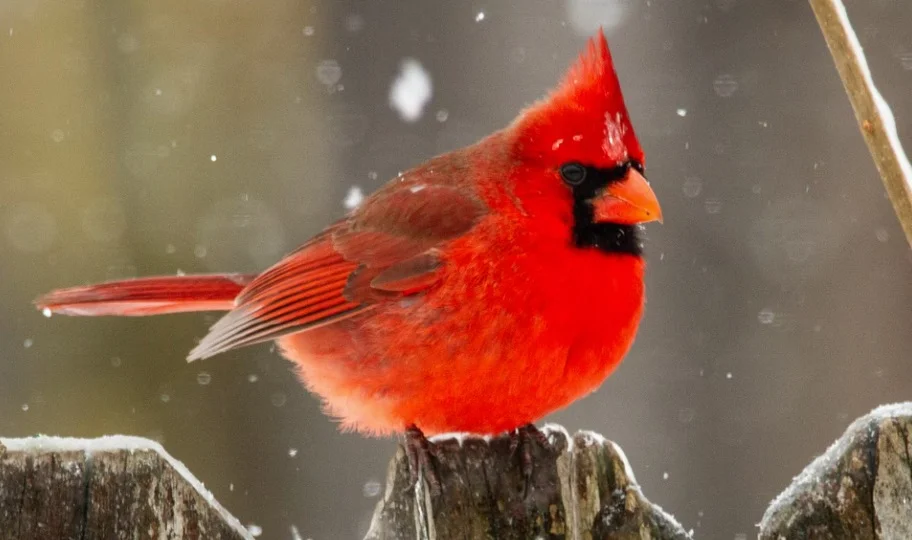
[35, 274, 256, 317]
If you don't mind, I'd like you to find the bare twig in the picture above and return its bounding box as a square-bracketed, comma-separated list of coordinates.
[809, 0, 912, 247]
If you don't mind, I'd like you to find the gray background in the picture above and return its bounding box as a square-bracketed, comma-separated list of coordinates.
[1, 0, 910, 538]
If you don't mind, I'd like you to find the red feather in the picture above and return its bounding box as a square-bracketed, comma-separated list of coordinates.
[34, 274, 254, 316]
[186, 165, 486, 361]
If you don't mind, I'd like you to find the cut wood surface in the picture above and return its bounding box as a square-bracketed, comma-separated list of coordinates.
[0, 436, 252, 540]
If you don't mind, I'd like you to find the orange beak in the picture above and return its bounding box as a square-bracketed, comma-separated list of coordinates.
[592, 168, 663, 225]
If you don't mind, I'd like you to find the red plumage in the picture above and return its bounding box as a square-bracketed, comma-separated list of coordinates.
[37, 274, 254, 316]
[36, 31, 661, 436]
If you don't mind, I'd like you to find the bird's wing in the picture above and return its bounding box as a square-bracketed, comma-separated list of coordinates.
[187, 181, 485, 360]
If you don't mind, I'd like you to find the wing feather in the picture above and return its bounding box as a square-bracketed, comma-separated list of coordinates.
[188, 161, 486, 360]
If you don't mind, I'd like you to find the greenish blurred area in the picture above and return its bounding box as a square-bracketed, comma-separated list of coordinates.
[1, 0, 910, 538]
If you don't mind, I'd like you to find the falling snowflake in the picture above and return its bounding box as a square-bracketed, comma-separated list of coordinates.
[344, 186, 365, 209]
[389, 59, 432, 122]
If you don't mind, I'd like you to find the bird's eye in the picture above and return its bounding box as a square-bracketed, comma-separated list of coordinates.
[559, 163, 587, 186]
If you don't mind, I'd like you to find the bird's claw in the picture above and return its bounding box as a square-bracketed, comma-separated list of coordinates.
[404, 424, 442, 497]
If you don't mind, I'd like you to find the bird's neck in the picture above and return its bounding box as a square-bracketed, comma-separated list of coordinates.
[572, 220, 642, 256]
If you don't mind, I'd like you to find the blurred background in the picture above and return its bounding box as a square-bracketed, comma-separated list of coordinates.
[1, 0, 910, 538]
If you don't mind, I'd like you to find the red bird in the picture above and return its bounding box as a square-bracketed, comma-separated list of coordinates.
[37, 32, 660, 444]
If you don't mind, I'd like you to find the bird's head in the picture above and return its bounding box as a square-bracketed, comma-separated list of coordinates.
[505, 30, 661, 255]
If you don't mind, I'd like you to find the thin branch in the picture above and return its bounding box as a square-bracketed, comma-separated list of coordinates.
[808, 0, 912, 247]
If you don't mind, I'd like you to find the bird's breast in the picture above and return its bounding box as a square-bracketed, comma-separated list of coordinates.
[280, 216, 646, 436]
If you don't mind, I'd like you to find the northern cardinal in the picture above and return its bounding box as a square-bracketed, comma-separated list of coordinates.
[37, 31, 660, 444]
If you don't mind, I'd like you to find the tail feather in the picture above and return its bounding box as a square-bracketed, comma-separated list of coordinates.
[35, 274, 256, 316]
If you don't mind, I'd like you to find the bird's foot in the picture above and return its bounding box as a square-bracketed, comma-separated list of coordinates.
[404, 424, 441, 497]
[510, 423, 549, 496]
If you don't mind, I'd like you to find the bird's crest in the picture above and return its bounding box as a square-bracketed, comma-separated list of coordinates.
[516, 30, 643, 167]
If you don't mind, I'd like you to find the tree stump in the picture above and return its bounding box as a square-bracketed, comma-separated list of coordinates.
[365, 425, 693, 540]
[0, 436, 252, 540]
[760, 403, 912, 539]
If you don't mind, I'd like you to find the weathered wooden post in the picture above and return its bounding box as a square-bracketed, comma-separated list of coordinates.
[3, 406, 912, 539]
[365, 426, 692, 539]
[0, 436, 252, 540]
[760, 403, 912, 539]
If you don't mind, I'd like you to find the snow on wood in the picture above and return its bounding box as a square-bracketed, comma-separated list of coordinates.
[809, 0, 912, 246]
[365, 427, 692, 540]
[760, 402, 912, 539]
[4, 404, 911, 539]
[0, 435, 252, 540]
[825, 1, 912, 192]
